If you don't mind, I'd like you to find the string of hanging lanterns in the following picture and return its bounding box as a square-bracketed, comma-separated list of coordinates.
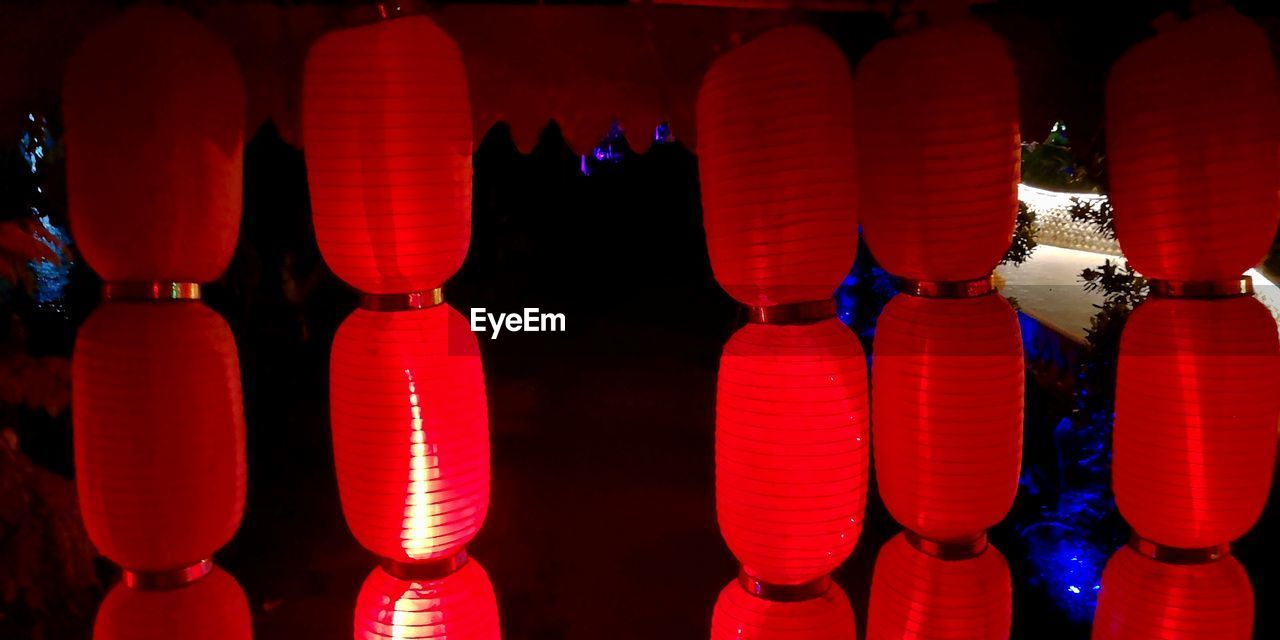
[856, 18, 1024, 555]
[698, 25, 866, 637]
[1096, 9, 1280, 638]
[302, 11, 499, 637]
[63, 9, 249, 634]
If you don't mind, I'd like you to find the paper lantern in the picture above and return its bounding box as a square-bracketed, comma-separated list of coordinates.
[855, 20, 1019, 282]
[872, 293, 1023, 542]
[354, 559, 500, 640]
[94, 567, 251, 640]
[304, 16, 473, 294]
[710, 578, 855, 640]
[865, 532, 1011, 640]
[331, 304, 489, 563]
[716, 318, 869, 585]
[63, 6, 244, 283]
[74, 302, 245, 573]
[1092, 545, 1253, 640]
[1107, 9, 1280, 282]
[696, 25, 859, 307]
[1114, 295, 1279, 548]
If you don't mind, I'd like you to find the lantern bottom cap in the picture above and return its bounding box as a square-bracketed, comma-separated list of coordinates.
[380, 549, 470, 580]
[1128, 535, 1230, 564]
[744, 298, 837, 325]
[891, 275, 995, 298]
[736, 569, 832, 602]
[359, 288, 446, 312]
[102, 281, 202, 301]
[122, 557, 213, 590]
[1147, 276, 1252, 299]
[904, 529, 989, 560]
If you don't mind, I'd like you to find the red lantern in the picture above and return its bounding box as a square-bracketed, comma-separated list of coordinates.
[855, 21, 1019, 282]
[74, 302, 245, 573]
[1114, 296, 1279, 549]
[304, 16, 473, 294]
[1107, 9, 1280, 282]
[94, 567, 251, 640]
[63, 6, 244, 283]
[872, 293, 1023, 542]
[1092, 545, 1253, 640]
[711, 579, 855, 640]
[331, 305, 488, 563]
[865, 532, 1011, 640]
[354, 560, 500, 640]
[696, 25, 859, 307]
[716, 318, 869, 586]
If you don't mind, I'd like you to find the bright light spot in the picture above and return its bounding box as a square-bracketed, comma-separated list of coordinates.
[401, 369, 442, 560]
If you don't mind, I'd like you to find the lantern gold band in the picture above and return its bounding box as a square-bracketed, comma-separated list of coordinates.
[381, 549, 470, 581]
[1128, 535, 1229, 565]
[737, 569, 831, 602]
[1148, 276, 1252, 299]
[102, 281, 201, 301]
[744, 298, 836, 325]
[904, 529, 989, 560]
[359, 288, 446, 312]
[122, 558, 213, 590]
[893, 275, 995, 298]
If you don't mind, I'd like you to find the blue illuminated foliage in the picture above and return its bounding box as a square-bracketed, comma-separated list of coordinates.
[18, 113, 73, 310]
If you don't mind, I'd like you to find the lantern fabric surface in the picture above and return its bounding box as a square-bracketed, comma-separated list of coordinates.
[854, 20, 1019, 282]
[63, 5, 244, 283]
[304, 16, 473, 294]
[331, 305, 489, 563]
[710, 579, 855, 640]
[1092, 546, 1253, 640]
[1114, 296, 1279, 549]
[74, 302, 245, 572]
[696, 25, 859, 307]
[94, 567, 251, 640]
[716, 318, 869, 585]
[872, 293, 1023, 542]
[865, 533, 1012, 640]
[354, 560, 500, 640]
[1107, 10, 1280, 282]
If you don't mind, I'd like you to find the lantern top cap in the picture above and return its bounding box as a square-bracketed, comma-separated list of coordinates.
[1117, 8, 1267, 72]
[703, 23, 848, 83]
[317, 11, 456, 45]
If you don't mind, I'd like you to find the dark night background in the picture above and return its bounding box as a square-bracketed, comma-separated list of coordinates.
[2, 1, 1279, 638]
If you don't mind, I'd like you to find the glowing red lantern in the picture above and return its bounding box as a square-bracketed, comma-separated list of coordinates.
[1114, 295, 1279, 549]
[354, 559, 500, 640]
[1092, 545, 1253, 640]
[854, 21, 1019, 282]
[711, 578, 855, 640]
[865, 532, 1011, 640]
[74, 302, 245, 573]
[304, 16, 473, 294]
[331, 304, 488, 563]
[872, 293, 1023, 542]
[716, 318, 869, 586]
[63, 6, 244, 283]
[696, 25, 859, 307]
[1107, 9, 1280, 282]
[94, 567, 251, 640]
